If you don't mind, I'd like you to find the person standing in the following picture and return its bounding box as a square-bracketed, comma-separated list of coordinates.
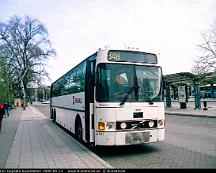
[4, 101, 10, 117]
[0, 102, 5, 132]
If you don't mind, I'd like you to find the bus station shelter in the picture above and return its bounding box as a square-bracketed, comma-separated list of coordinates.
[164, 72, 201, 109]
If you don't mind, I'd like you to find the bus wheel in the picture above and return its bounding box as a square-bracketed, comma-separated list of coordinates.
[53, 109, 56, 124]
[51, 109, 54, 119]
[75, 120, 83, 142]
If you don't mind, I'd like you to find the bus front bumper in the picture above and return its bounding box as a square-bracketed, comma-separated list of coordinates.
[95, 129, 165, 146]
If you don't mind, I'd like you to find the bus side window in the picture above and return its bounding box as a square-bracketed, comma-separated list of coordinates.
[90, 60, 95, 75]
[90, 60, 96, 86]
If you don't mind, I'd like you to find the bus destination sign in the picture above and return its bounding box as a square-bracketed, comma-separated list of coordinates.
[108, 50, 157, 64]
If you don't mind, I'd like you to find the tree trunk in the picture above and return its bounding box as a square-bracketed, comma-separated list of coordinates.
[21, 80, 26, 110]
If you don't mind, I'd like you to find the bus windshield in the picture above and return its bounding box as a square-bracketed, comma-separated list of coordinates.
[96, 63, 163, 103]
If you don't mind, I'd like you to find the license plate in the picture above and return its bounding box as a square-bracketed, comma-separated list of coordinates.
[125, 132, 150, 144]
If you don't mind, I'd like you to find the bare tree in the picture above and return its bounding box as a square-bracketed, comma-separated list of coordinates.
[0, 15, 56, 109]
[192, 22, 216, 74]
[191, 22, 216, 98]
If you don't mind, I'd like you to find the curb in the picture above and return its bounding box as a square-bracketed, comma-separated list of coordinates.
[71, 136, 113, 169]
[51, 121, 113, 169]
[165, 112, 216, 119]
[32, 106, 113, 169]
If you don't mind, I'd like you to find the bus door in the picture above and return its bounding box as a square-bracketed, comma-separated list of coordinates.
[85, 58, 96, 144]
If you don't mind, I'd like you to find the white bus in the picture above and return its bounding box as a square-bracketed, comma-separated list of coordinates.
[50, 48, 165, 146]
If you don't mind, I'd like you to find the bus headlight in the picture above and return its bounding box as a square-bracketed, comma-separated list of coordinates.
[106, 122, 115, 130]
[120, 122, 127, 129]
[98, 122, 115, 130]
[157, 120, 164, 128]
[148, 121, 154, 128]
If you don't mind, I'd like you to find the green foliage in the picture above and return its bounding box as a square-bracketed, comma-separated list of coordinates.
[0, 54, 12, 103]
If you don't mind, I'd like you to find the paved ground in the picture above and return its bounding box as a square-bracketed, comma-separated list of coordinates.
[0, 99, 215, 169]
[0, 108, 22, 168]
[0, 106, 113, 169]
[165, 99, 216, 118]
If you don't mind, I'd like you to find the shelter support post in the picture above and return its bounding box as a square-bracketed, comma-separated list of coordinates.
[194, 82, 201, 109]
[166, 82, 172, 108]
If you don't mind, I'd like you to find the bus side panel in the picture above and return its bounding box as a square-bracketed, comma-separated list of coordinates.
[53, 107, 86, 141]
[52, 93, 85, 111]
[51, 92, 86, 142]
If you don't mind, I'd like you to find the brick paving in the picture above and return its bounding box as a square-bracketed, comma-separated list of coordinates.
[1, 99, 215, 169]
[0, 106, 112, 169]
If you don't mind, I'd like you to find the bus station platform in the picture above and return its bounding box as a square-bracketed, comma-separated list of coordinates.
[165, 99, 216, 118]
[0, 106, 113, 169]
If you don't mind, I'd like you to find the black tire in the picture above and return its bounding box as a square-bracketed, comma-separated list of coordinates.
[50, 108, 53, 119]
[75, 119, 83, 142]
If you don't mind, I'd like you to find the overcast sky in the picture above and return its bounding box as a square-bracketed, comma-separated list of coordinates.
[0, 0, 216, 84]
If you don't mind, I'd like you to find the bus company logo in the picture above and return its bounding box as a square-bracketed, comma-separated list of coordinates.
[73, 96, 82, 104]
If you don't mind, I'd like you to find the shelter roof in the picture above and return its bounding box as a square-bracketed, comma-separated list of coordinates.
[164, 72, 195, 84]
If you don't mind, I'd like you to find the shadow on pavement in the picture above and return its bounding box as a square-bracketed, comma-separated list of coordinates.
[90, 143, 160, 158]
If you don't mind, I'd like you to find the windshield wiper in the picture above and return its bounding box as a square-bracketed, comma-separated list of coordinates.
[120, 86, 138, 106]
[119, 86, 134, 106]
[147, 96, 154, 105]
[144, 90, 154, 105]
